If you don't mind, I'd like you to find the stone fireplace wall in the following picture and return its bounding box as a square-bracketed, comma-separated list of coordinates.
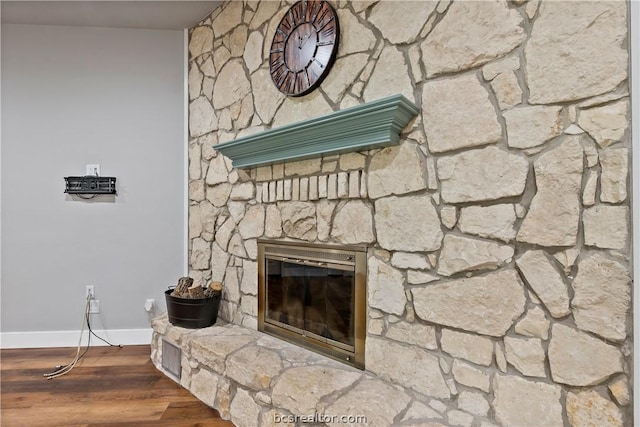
[185, 1, 632, 425]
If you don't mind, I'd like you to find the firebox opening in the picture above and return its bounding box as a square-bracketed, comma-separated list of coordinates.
[258, 240, 366, 369]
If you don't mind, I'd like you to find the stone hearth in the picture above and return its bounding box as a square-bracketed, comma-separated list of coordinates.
[152, 315, 466, 426]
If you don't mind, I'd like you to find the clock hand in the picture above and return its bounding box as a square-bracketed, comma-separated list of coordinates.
[299, 32, 312, 48]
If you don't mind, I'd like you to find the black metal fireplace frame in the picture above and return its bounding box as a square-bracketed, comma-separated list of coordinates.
[257, 240, 367, 369]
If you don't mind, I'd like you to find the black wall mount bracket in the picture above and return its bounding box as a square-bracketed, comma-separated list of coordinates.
[64, 176, 117, 195]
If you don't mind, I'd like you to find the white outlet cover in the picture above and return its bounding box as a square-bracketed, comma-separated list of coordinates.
[86, 164, 100, 176]
[89, 299, 100, 314]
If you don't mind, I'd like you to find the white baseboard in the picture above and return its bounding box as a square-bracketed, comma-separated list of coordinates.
[0, 328, 153, 349]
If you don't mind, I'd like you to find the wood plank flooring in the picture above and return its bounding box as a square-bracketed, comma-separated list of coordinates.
[1, 345, 234, 427]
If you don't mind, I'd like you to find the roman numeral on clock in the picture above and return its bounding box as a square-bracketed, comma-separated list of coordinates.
[315, 7, 330, 26]
[317, 17, 334, 34]
[270, 57, 285, 70]
[309, 1, 323, 23]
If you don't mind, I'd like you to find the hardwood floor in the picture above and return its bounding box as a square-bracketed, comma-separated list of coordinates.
[1, 345, 234, 427]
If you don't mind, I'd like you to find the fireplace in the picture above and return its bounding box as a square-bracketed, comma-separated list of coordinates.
[257, 240, 366, 369]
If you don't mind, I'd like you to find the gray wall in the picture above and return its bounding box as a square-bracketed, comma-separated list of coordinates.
[1, 24, 185, 334]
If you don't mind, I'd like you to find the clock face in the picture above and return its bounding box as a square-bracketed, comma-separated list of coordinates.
[269, 0, 339, 97]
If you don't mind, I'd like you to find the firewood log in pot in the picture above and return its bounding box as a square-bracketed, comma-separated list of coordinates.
[171, 276, 193, 298]
[187, 284, 205, 299]
[204, 281, 223, 298]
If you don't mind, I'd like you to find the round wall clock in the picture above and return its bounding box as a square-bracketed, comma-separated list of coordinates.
[269, 0, 339, 97]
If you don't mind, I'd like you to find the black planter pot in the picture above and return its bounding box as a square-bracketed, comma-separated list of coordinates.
[165, 289, 221, 329]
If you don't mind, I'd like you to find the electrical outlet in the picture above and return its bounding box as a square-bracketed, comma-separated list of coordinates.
[86, 285, 95, 299]
[89, 299, 100, 314]
[86, 164, 100, 176]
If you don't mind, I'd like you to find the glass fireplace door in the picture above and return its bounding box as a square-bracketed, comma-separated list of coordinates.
[265, 257, 355, 351]
[258, 240, 366, 369]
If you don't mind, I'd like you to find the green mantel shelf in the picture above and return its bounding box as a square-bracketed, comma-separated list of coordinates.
[215, 94, 420, 169]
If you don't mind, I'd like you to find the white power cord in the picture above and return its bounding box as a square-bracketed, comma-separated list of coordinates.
[43, 295, 91, 380]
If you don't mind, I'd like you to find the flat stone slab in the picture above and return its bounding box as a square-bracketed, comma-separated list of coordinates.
[151, 316, 466, 427]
